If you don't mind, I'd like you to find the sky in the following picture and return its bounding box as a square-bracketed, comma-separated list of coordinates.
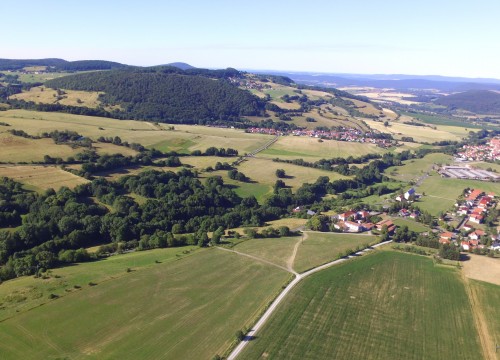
[2, 0, 500, 78]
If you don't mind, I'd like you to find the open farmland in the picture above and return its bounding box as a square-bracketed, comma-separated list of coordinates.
[0, 249, 289, 360]
[364, 118, 468, 143]
[469, 280, 500, 353]
[391, 218, 431, 233]
[259, 136, 386, 161]
[0, 110, 273, 155]
[293, 232, 376, 273]
[240, 251, 482, 360]
[0, 165, 88, 192]
[237, 157, 350, 190]
[232, 236, 301, 269]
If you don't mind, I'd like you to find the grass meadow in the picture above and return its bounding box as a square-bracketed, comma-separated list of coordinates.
[293, 232, 376, 273]
[0, 249, 289, 360]
[240, 251, 482, 360]
[385, 153, 453, 182]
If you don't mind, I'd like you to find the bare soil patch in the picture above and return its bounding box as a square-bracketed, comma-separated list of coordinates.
[462, 254, 500, 285]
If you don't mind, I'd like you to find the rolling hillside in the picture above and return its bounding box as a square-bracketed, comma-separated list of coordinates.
[434, 90, 500, 114]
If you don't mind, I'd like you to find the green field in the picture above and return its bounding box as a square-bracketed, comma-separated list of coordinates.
[240, 251, 482, 360]
[392, 218, 431, 232]
[417, 174, 500, 215]
[294, 232, 376, 273]
[0, 249, 289, 359]
[470, 280, 500, 348]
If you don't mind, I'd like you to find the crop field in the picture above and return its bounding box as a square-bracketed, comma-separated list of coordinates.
[240, 251, 482, 360]
[364, 118, 467, 143]
[0, 165, 88, 191]
[417, 175, 500, 215]
[10, 86, 103, 108]
[0, 110, 273, 154]
[400, 111, 495, 130]
[293, 232, 375, 273]
[0, 249, 289, 360]
[259, 136, 386, 161]
[385, 153, 453, 182]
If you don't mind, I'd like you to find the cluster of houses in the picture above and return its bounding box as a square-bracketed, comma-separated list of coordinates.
[245, 127, 395, 148]
[439, 189, 500, 251]
[333, 210, 374, 233]
[395, 188, 417, 202]
[456, 137, 500, 162]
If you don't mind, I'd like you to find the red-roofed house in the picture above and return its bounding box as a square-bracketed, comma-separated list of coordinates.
[357, 210, 370, 220]
[440, 232, 453, 243]
[462, 222, 474, 232]
[469, 214, 484, 224]
[467, 189, 483, 202]
[339, 210, 356, 222]
[461, 241, 470, 251]
[469, 229, 485, 241]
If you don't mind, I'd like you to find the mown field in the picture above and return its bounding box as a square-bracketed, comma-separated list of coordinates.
[259, 136, 386, 161]
[0, 165, 88, 192]
[417, 175, 500, 215]
[0, 110, 273, 155]
[0, 248, 289, 360]
[469, 280, 500, 350]
[233, 236, 300, 269]
[392, 218, 431, 233]
[364, 118, 469, 143]
[293, 232, 375, 273]
[240, 251, 483, 360]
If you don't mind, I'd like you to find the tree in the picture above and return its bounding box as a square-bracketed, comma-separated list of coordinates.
[275, 169, 286, 178]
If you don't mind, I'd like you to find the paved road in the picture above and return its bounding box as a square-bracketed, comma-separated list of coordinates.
[226, 240, 393, 360]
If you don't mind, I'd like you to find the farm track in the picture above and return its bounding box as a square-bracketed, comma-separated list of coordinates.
[287, 232, 306, 273]
[226, 240, 392, 360]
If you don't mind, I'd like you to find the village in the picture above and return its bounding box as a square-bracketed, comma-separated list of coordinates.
[246, 126, 396, 148]
[456, 136, 500, 161]
[302, 187, 500, 255]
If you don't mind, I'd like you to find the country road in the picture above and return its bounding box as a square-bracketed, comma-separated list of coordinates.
[225, 240, 393, 360]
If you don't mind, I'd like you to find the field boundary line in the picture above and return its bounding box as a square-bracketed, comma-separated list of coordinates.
[215, 246, 293, 274]
[226, 240, 392, 360]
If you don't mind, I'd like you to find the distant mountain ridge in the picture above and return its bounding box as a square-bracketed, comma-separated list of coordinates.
[164, 62, 195, 70]
[254, 70, 500, 92]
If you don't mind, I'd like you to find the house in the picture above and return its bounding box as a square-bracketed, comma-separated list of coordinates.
[307, 210, 316, 216]
[345, 221, 363, 232]
[469, 213, 484, 224]
[491, 241, 500, 251]
[399, 209, 411, 217]
[362, 222, 375, 231]
[461, 241, 470, 251]
[467, 189, 483, 202]
[404, 188, 416, 200]
[357, 210, 370, 220]
[292, 206, 302, 213]
[462, 222, 474, 232]
[339, 210, 356, 222]
[440, 232, 453, 242]
[457, 206, 469, 216]
[376, 219, 396, 233]
[468, 229, 485, 241]
[439, 237, 451, 245]
[469, 239, 480, 248]
[395, 194, 404, 202]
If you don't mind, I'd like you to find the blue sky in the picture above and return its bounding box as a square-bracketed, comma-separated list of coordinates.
[2, 0, 500, 78]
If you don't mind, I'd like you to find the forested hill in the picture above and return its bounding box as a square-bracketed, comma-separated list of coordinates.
[45, 67, 265, 124]
[434, 90, 500, 114]
[0, 58, 128, 71]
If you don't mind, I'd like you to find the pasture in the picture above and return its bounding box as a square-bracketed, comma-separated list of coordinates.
[0, 249, 289, 360]
[391, 218, 431, 233]
[469, 280, 500, 353]
[259, 136, 386, 161]
[233, 236, 301, 269]
[0, 165, 88, 192]
[240, 251, 482, 360]
[293, 232, 375, 273]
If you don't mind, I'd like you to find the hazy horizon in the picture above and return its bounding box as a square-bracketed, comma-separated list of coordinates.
[3, 0, 500, 79]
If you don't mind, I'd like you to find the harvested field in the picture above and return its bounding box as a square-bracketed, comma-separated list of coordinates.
[462, 254, 500, 286]
[0, 165, 88, 191]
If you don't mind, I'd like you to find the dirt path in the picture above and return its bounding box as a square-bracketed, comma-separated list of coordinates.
[226, 240, 393, 360]
[462, 274, 497, 360]
[216, 247, 291, 274]
[287, 232, 307, 273]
